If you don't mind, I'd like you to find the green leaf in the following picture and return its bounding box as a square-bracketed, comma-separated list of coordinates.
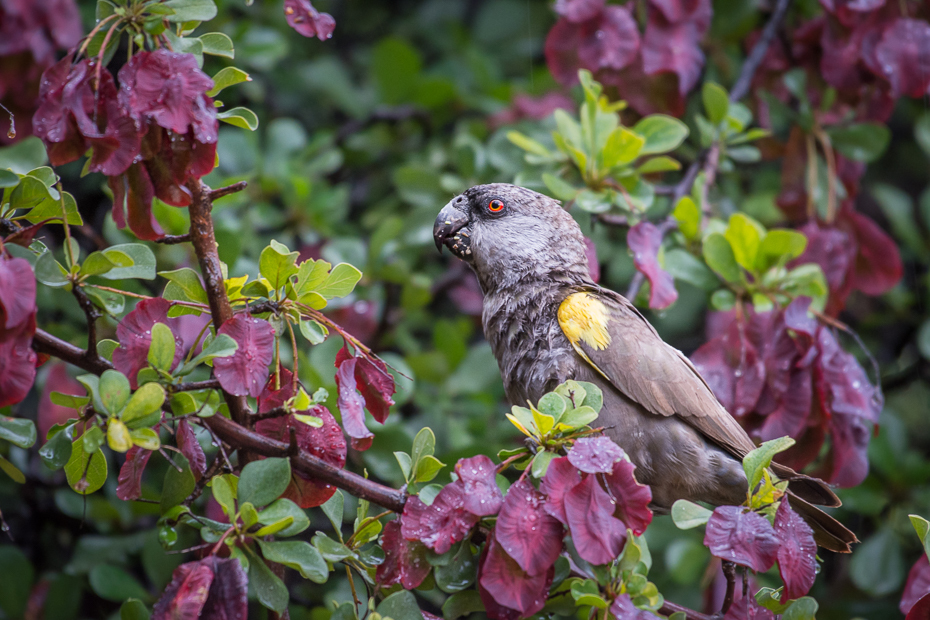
[238, 457, 291, 507]
[442, 591, 484, 620]
[506, 131, 551, 157]
[258, 540, 329, 583]
[161, 455, 196, 510]
[218, 107, 259, 130]
[538, 392, 568, 420]
[782, 597, 819, 620]
[849, 528, 905, 597]
[34, 251, 69, 287]
[377, 590, 423, 620]
[246, 547, 289, 613]
[199, 32, 233, 57]
[0, 454, 24, 483]
[260, 240, 300, 290]
[0, 169, 19, 188]
[724, 213, 765, 271]
[80, 250, 122, 278]
[208, 66, 251, 97]
[130, 427, 161, 451]
[178, 333, 237, 374]
[108, 419, 133, 452]
[65, 437, 107, 495]
[670, 499, 712, 529]
[39, 422, 74, 469]
[757, 229, 807, 271]
[872, 183, 925, 257]
[541, 173, 578, 202]
[50, 392, 88, 409]
[570, 579, 609, 608]
[0, 546, 34, 617]
[633, 114, 689, 155]
[702, 233, 741, 283]
[636, 156, 681, 174]
[316, 263, 362, 299]
[122, 383, 166, 428]
[120, 599, 151, 620]
[702, 82, 729, 126]
[99, 369, 131, 415]
[910, 514, 930, 558]
[0, 417, 36, 448]
[411, 426, 436, 466]
[395, 451, 413, 480]
[311, 532, 355, 562]
[827, 123, 890, 163]
[602, 126, 644, 169]
[531, 450, 556, 479]
[664, 248, 719, 292]
[414, 455, 446, 483]
[164, 0, 216, 22]
[212, 473, 238, 517]
[148, 322, 176, 372]
[23, 189, 83, 226]
[435, 541, 477, 593]
[158, 268, 208, 304]
[742, 436, 795, 493]
[253, 516, 294, 537]
[89, 564, 150, 602]
[321, 489, 344, 532]
[298, 319, 327, 344]
[258, 498, 310, 537]
[672, 196, 701, 240]
[556, 405, 598, 430]
[103, 244, 157, 280]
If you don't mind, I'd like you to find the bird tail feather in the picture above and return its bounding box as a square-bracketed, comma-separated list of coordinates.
[787, 493, 858, 554]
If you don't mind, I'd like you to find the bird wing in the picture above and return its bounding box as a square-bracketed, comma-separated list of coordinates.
[557, 286, 841, 507]
[557, 287, 758, 458]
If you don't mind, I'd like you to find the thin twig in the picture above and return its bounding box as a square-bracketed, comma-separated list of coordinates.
[156, 234, 191, 245]
[208, 181, 249, 201]
[172, 379, 221, 392]
[721, 560, 737, 614]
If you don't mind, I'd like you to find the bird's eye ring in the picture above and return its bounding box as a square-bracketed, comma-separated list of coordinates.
[488, 199, 505, 213]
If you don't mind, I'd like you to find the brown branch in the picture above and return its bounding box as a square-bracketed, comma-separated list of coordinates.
[186, 179, 251, 431]
[721, 560, 737, 615]
[71, 285, 103, 366]
[172, 379, 221, 392]
[209, 181, 249, 201]
[31, 326, 409, 512]
[658, 601, 715, 620]
[156, 234, 191, 245]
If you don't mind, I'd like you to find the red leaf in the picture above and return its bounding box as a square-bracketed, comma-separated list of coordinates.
[567, 436, 624, 474]
[564, 474, 627, 565]
[722, 591, 775, 620]
[116, 446, 152, 501]
[177, 420, 206, 480]
[213, 316, 275, 398]
[610, 594, 658, 619]
[38, 363, 83, 441]
[113, 298, 183, 388]
[255, 408, 347, 508]
[642, 0, 711, 93]
[495, 479, 564, 576]
[0, 256, 36, 329]
[0, 314, 37, 408]
[376, 520, 431, 589]
[908, 595, 930, 620]
[757, 368, 812, 443]
[334, 357, 374, 451]
[455, 455, 504, 516]
[545, 6, 640, 86]
[626, 221, 678, 309]
[284, 0, 336, 40]
[604, 459, 653, 536]
[152, 559, 215, 620]
[902, 556, 930, 616]
[872, 18, 930, 98]
[201, 556, 248, 620]
[554, 0, 604, 22]
[691, 316, 766, 417]
[478, 535, 553, 618]
[704, 506, 780, 572]
[816, 326, 881, 422]
[336, 346, 396, 423]
[401, 482, 478, 554]
[773, 501, 817, 600]
[258, 369, 295, 413]
[125, 162, 165, 241]
[844, 208, 903, 296]
[118, 50, 217, 143]
[489, 92, 575, 128]
[540, 456, 581, 524]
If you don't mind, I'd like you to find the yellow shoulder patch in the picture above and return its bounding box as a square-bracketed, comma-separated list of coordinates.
[558, 292, 612, 351]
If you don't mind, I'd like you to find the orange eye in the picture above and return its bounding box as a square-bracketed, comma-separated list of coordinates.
[488, 199, 504, 213]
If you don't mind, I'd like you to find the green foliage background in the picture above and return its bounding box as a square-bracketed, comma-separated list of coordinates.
[2, 0, 930, 618]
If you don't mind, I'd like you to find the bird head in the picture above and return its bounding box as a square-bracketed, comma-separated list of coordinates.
[433, 183, 591, 291]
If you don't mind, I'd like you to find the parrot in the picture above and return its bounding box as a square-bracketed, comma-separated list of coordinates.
[433, 183, 857, 553]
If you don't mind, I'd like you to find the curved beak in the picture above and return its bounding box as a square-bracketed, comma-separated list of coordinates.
[433, 199, 469, 255]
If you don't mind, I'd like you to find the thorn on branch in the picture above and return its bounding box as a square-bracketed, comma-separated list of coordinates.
[156, 234, 191, 245]
[208, 181, 248, 201]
